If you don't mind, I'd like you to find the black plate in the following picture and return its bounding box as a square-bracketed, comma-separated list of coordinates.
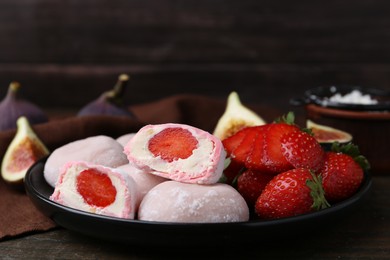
[290, 85, 390, 111]
[24, 157, 372, 246]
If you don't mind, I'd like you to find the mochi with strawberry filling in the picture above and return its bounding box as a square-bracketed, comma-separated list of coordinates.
[124, 123, 226, 185]
[44, 135, 128, 188]
[50, 161, 137, 219]
[138, 181, 249, 223]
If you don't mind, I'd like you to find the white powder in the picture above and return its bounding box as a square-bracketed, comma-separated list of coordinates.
[325, 89, 378, 105]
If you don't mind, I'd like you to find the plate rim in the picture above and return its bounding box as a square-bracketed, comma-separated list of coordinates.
[24, 157, 373, 243]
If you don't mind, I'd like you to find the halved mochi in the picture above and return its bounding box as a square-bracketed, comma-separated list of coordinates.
[44, 135, 128, 187]
[123, 123, 226, 185]
[116, 163, 167, 208]
[50, 161, 137, 219]
[138, 181, 249, 223]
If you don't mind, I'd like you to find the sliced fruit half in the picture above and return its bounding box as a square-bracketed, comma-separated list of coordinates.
[306, 120, 353, 144]
[1, 116, 49, 185]
[213, 91, 266, 140]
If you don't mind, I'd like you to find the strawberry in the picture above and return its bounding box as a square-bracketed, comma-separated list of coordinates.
[262, 122, 298, 173]
[148, 127, 198, 162]
[281, 130, 325, 172]
[320, 142, 369, 203]
[237, 169, 274, 208]
[230, 126, 259, 165]
[245, 126, 269, 172]
[255, 168, 329, 219]
[222, 127, 248, 156]
[76, 169, 117, 208]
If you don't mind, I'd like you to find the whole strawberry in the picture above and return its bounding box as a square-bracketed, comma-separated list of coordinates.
[255, 168, 329, 219]
[281, 129, 325, 172]
[320, 142, 369, 203]
[237, 169, 274, 208]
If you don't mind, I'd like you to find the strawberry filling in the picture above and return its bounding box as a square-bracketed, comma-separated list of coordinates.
[76, 169, 117, 208]
[148, 127, 198, 162]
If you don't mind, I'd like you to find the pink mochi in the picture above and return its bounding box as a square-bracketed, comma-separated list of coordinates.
[50, 161, 137, 219]
[138, 181, 250, 223]
[123, 123, 226, 185]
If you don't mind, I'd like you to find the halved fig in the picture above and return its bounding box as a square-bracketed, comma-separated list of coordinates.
[213, 91, 266, 140]
[1, 116, 49, 185]
[306, 120, 353, 144]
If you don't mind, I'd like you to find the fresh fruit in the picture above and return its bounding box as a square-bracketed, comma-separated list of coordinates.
[0, 81, 48, 131]
[229, 126, 259, 165]
[320, 142, 369, 202]
[222, 126, 251, 157]
[76, 168, 117, 207]
[281, 130, 325, 172]
[1, 117, 50, 185]
[307, 120, 353, 144]
[213, 91, 266, 140]
[78, 74, 136, 118]
[255, 168, 329, 219]
[148, 127, 199, 162]
[262, 122, 299, 173]
[245, 126, 268, 172]
[237, 169, 274, 208]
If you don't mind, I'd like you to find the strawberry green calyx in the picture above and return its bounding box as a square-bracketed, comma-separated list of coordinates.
[306, 172, 330, 210]
[274, 111, 295, 125]
[331, 142, 370, 171]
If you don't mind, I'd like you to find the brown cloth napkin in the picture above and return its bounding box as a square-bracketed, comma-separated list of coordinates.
[0, 94, 279, 241]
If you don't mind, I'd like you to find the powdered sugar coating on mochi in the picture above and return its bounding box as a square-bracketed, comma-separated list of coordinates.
[50, 161, 137, 219]
[123, 123, 226, 185]
[138, 181, 249, 223]
[116, 163, 167, 208]
[44, 135, 128, 187]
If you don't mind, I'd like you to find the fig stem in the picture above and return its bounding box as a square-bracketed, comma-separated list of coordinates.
[9, 81, 21, 94]
[105, 74, 130, 105]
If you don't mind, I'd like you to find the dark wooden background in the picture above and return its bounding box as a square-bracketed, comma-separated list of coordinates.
[1, 0, 390, 113]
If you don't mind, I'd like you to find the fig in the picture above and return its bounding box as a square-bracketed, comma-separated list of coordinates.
[78, 74, 136, 118]
[213, 91, 266, 140]
[1, 116, 49, 185]
[0, 81, 48, 131]
[306, 120, 353, 144]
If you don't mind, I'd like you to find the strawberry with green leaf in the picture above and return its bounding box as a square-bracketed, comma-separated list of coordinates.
[320, 142, 369, 203]
[255, 168, 330, 219]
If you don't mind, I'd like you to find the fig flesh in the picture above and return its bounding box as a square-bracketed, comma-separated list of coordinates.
[78, 74, 136, 118]
[213, 91, 266, 140]
[0, 82, 48, 131]
[306, 120, 353, 144]
[1, 116, 49, 185]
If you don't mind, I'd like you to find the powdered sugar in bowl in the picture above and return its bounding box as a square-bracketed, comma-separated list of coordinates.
[291, 85, 390, 174]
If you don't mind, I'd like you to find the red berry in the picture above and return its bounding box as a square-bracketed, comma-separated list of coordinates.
[230, 127, 259, 165]
[255, 168, 329, 219]
[320, 151, 364, 202]
[281, 130, 325, 172]
[262, 123, 298, 173]
[148, 127, 198, 162]
[245, 125, 269, 172]
[76, 169, 117, 208]
[237, 169, 274, 208]
[222, 127, 248, 156]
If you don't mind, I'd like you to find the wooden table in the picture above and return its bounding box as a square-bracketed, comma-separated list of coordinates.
[0, 175, 389, 259]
